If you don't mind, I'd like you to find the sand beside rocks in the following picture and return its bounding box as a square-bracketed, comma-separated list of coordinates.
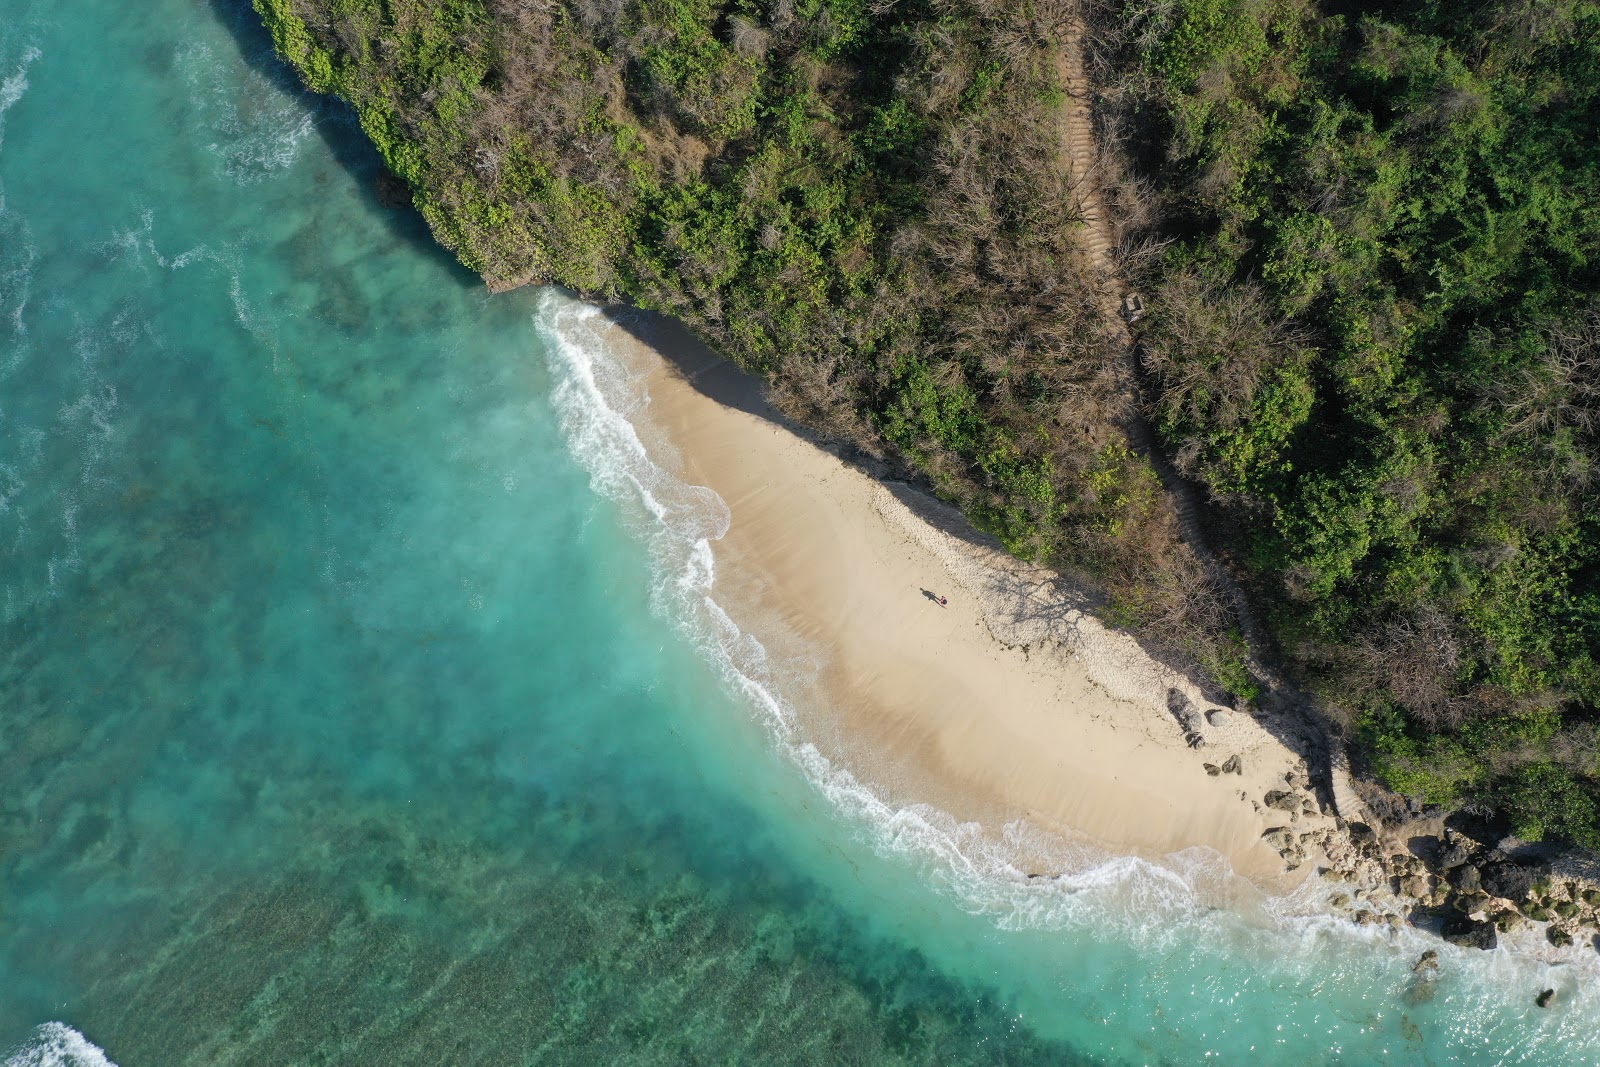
[597, 310, 1340, 890]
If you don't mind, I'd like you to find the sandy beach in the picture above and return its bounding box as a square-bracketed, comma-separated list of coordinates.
[596, 311, 1337, 891]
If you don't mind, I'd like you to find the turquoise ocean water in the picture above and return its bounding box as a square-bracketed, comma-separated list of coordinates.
[2, 1, 1598, 1063]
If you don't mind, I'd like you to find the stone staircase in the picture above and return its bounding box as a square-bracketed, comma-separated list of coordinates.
[1051, 20, 1371, 828]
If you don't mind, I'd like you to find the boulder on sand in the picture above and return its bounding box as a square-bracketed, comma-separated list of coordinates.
[1264, 790, 1300, 812]
[1261, 827, 1295, 851]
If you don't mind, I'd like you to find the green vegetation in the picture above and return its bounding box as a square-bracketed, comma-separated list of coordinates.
[1113, 0, 1600, 841]
[256, 0, 1600, 847]
[253, 0, 1219, 641]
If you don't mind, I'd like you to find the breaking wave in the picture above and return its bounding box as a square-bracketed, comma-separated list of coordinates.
[536, 292, 1268, 929]
[2, 1025, 116, 1067]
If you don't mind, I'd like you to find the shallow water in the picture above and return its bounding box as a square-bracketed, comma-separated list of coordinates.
[0, 1, 1595, 1064]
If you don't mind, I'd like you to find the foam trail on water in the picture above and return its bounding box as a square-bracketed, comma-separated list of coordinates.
[0, 46, 41, 151]
[177, 42, 314, 185]
[0, 216, 36, 343]
[0, 45, 41, 344]
[2, 1025, 116, 1067]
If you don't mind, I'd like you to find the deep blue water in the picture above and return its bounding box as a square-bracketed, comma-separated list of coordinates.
[2, 1, 1597, 1064]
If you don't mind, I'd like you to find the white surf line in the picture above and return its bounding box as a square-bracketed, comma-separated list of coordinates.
[3, 1023, 117, 1067]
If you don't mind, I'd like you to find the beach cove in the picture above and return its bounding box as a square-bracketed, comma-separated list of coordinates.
[545, 302, 1338, 892]
[3, 0, 1600, 1063]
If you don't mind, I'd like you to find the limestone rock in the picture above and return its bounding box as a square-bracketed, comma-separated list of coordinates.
[1262, 827, 1295, 851]
[1491, 909, 1523, 933]
[1479, 861, 1549, 903]
[1206, 709, 1231, 728]
[1447, 864, 1482, 894]
[1441, 912, 1498, 950]
[1264, 790, 1300, 812]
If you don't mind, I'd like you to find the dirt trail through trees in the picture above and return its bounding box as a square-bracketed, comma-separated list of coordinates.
[1051, 21, 1368, 825]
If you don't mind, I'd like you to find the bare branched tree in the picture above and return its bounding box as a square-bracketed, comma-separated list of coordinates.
[1347, 605, 1471, 727]
[1490, 305, 1600, 491]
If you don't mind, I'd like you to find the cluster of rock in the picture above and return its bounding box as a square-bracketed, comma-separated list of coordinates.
[1313, 820, 1600, 955]
[1169, 690, 1600, 1015]
[1201, 754, 1242, 777]
[1176, 694, 1600, 990]
[1168, 689, 1238, 750]
[1229, 753, 1600, 964]
[1248, 761, 1329, 872]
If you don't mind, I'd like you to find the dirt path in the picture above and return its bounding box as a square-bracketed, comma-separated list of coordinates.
[1051, 23, 1369, 825]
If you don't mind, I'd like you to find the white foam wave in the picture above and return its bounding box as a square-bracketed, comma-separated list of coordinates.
[97, 211, 270, 350]
[535, 291, 1600, 1039]
[178, 43, 315, 185]
[2, 302, 126, 613]
[103, 209, 223, 276]
[0, 46, 41, 152]
[3, 1024, 116, 1067]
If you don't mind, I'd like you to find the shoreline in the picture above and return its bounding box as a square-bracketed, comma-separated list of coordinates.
[538, 289, 1600, 978]
[588, 307, 1342, 894]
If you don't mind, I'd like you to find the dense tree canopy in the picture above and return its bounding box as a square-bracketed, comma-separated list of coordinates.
[1114, 0, 1600, 845]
